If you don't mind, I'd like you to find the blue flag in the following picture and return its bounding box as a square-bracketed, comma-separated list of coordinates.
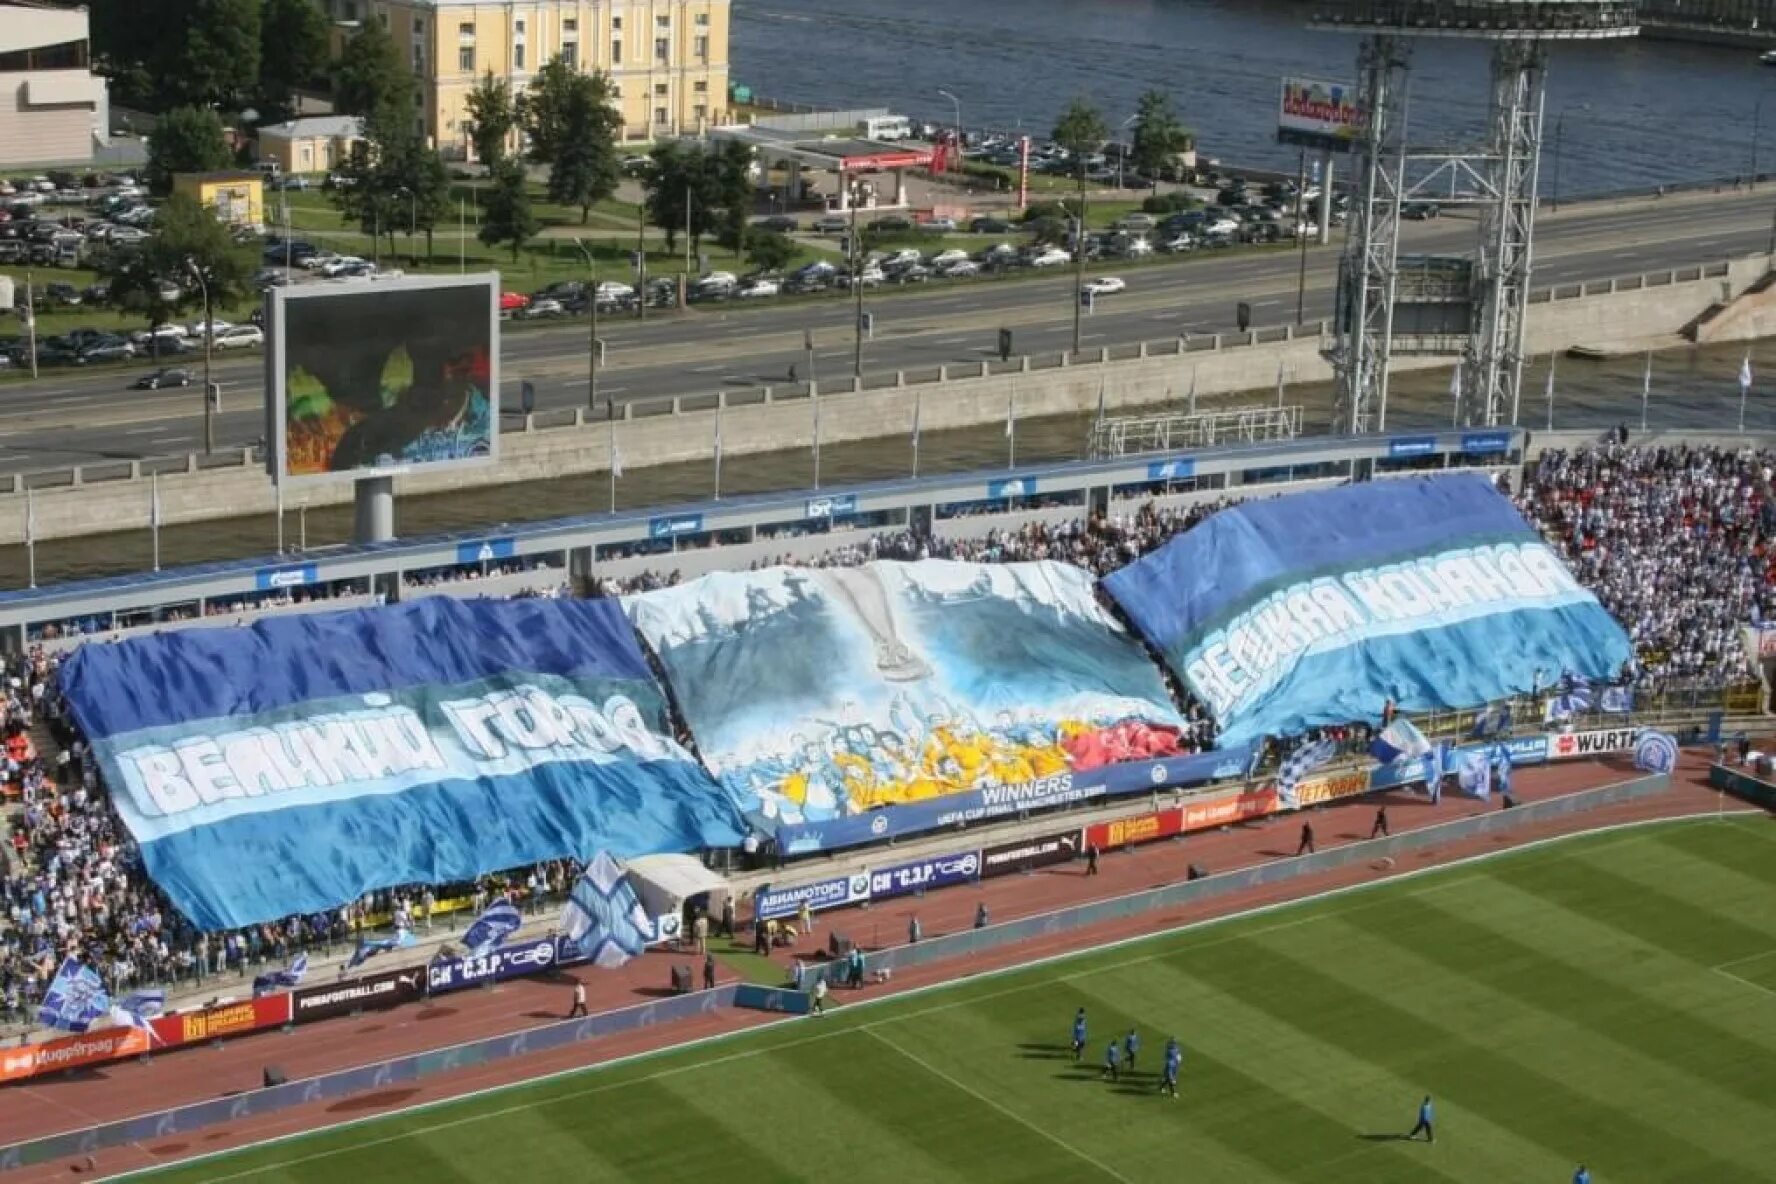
[1491, 744, 1514, 797]
[1370, 719, 1431, 765]
[38, 958, 111, 1033]
[1633, 729, 1679, 774]
[560, 851, 653, 969]
[1470, 703, 1512, 739]
[1276, 738, 1338, 810]
[1457, 749, 1491, 800]
[462, 900, 523, 957]
[253, 952, 309, 997]
[344, 931, 415, 972]
[1598, 685, 1633, 714]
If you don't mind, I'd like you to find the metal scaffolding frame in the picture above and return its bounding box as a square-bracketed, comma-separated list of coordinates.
[1087, 405, 1304, 459]
[1310, 1, 1639, 433]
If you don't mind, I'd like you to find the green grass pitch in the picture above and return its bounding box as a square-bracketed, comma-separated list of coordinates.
[132, 817, 1776, 1183]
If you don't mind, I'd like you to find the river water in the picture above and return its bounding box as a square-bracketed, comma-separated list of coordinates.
[9, 337, 1776, 589]
[730, 0, 1773, 194]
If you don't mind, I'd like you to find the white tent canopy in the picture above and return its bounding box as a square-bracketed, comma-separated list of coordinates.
[625, 853, 732, 920]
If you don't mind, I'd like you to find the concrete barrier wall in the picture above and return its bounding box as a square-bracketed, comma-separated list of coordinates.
[6, 255, 1762, 544]
[0, 774, 1668, 1171]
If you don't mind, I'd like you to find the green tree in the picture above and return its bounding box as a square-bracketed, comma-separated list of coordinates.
[478, 160, 538, 260]
[1051, 96, 1109, 178]
[464, 71, 517, 169]
[643, 141, 696, 254]
[326, 106, 449, 261]
[545, 72, 622, 223]
[333, 23, 412, 122]
[177, 0, 263, 109]
[257, 0, 331, 123]
[100, 192, 252, 349]
[519, 55, 581, 166]
[1130, 89, 1192, 188]
[745, 229, 794, 273]
[708, 140, 755, 258]
[145, 106, 233, 195]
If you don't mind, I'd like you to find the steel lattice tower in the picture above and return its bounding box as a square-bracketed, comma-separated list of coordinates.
[1310, 1, 1639, 433]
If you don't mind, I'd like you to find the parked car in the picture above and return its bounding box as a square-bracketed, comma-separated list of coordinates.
[521, 297, 567, 318]
[212, 324, 264, 350]
[929, 248, 969, 269]
[970, 217, 1013, 234]
[1113, 213, 1157, 231]
[868, 215, 916, 233]
[736, 277, 781, 298]
[811, 213, 850, 234]
[77, 335, 135, 364]
[937, 259, 981, 278]
[1028, 246, 1072, 267]
[758, 215, 798, 233]
[499, 291, 529, 312]
[131, 367, 192, 390]
[319, 255, 368, 277]
[1082, 276, 1127, 297]
[919, 217, 957, 232]
[1402, 201, 1440, 220]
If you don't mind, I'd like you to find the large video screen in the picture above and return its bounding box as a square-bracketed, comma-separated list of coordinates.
[268, 274, 498, 483]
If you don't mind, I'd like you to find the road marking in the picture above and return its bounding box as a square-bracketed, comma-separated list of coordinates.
[98, 812, 1748, 1183]
[686, 364, 723, 373]
[122, 426, 168, 436]
[864, 1027, 1135, 1183]
[1251, 298, 1280, 307]
[933, 336, 969, 345]
[1711, 949, 1776, 998]
[562, 381, 628, 393]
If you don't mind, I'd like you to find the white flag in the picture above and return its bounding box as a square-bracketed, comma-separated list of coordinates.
[1005, 388, 1015, 438]
[149, 474, 161, 528]
[609, 421, 623, 479]
[23, 488, 34, 546]
[911, 392, 922, 446]
[813, 392, 822, 453]
[1740, 353, 1753, 393]
[1544, 358, 1555, 402]
[713, 405, 723, 463]
[1449, 362, 1462, 406]
[1095, 378, 1106, 424]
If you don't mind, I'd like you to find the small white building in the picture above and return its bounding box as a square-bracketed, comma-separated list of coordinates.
[0, 1, 109, 168]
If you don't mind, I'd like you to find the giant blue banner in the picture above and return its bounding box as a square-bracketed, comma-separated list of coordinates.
[57, 599, 744, 931]
[624, 560, 1201, 842]
[1102, 475, 1634, 748]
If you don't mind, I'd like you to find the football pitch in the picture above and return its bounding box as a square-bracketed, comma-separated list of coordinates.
[133, 817, 1776, 1183]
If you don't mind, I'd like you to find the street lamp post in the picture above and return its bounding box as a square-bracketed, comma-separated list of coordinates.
[1551, 111, 1566, 212]
[851, 179, 865, 378]
[573, 237, 603, 416]
[1753, 96, 1767, 189]
[396, 185, 416, 264]
[1117, 113, 1138, 191]
[185, 258, 215, 454]
[1063, 195, 1086, 357]
[937, 88, 961, 170]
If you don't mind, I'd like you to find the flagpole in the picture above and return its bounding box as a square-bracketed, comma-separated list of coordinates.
[1006, 384, 1016, 470]
[23, 487, 34, 589]
[813, 390, 822, 489]
[1187, 368, 1198, 418]
[1275, 359, 1285, 410]
[608, 418, 620, 513]
[911, 389, 922, 479]
[713, 401, 723, 500]
[1545, 355, 1556, 432]
[1739, 351, 1752, 433]
[150, 472, 161, 572]
[1641, 350, 1652, 433]
[1450, 361, 1462, 428]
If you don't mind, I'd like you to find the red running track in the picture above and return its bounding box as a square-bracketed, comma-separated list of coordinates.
[1, 754, 1757, 1180]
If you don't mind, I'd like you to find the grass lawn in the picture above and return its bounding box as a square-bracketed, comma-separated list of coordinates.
[127, 817, 1776, 1182]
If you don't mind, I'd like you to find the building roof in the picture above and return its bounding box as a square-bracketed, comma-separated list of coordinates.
[258, 115, 363, 142]
[173, 170, 264, 184]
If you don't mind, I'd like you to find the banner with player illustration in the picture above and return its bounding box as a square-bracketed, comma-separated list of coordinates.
[57, 598, 744, 931]
[1103, 475, 1634, 748]
[624, 560, 1226, 846]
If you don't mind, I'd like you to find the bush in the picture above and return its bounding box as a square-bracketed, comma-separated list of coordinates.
[1022, 200, 1069, 225]
[1141, 191, 1199, 215]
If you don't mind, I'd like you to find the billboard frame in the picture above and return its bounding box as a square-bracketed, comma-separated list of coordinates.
[265, 271, 501, 488]
[1277, 76, 1363, 153]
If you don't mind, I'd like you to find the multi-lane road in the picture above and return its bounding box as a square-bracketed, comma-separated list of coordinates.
[1, 189, 1771, 477]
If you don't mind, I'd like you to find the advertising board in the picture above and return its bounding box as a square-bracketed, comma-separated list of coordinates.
[291, 967, 425, 1024]
[0, 1027, 150, 1084]
[753, 872, 873, 921]
[150, 994, 291, 1048]
[979, 830, 1080, 878]
[426, 935, 561, 996]
[1278, 77, 1364, 150]
[1180, 786, 1279, 832]
[868, 850, 981, 901]
[1292, 768, 1372, 808]
[1548, 727, 1639, 760]
[1087, 807, 1183, 850]
[267, 273, 498, 485]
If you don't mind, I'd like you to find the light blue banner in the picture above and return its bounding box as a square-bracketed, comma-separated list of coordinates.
[624, 560, 1195, 842]
[1102, 475, 1633, 747]
[58, 599, 743, 931]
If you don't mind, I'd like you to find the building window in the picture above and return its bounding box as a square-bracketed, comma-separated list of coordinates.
[694, 104, 706, 122]
[458, 21, 474, 37]
[654, 37, 669, 62]
[694, 35, 707, 58]
[561, 41, 577, 68]
[656, 14, 670, 28]
[515, 18, 526, 34]
[378, 11, 388, 28]
[694, 80, 707, 92]
[653, 82, 667, 96]
[696, 12, 709, 24]
[612, 85, 622, 99]
[564, 17, 577, 33]
[612, 15, 622, 30]
[655, 106, 668, 125]
[459, 46, 474, 71]
[514, 42, 526, 69]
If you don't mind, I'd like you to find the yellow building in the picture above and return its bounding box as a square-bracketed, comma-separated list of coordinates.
[326, 0, 731, 159]
[257, 115, 366, 176]
[171, 171, 266, 228]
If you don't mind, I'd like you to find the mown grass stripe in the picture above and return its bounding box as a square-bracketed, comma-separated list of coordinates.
[1174, 936, 1765, 1184]
[1651, 819, 1776, 890]
[1333, 893, 1776, 1153]
[546, 1077, 793, 1183]
[1076, 963, 1483, 1184]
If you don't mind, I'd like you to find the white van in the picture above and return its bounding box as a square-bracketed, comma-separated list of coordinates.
[860, 115, 912, 142]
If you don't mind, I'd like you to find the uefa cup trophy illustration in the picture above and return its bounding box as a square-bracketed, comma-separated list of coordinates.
[813, 568, 932, 683]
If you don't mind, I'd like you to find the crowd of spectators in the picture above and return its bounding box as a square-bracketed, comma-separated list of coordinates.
[4, 444, 1771, 1027]
[1515, 444, 1773, 692]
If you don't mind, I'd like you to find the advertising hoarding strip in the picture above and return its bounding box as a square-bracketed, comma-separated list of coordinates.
[0, 1027, 151, 1085]
[291, 967, 426, 1025]
[978, 830, 1081, 878]
[148, 994, 291, 1050]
